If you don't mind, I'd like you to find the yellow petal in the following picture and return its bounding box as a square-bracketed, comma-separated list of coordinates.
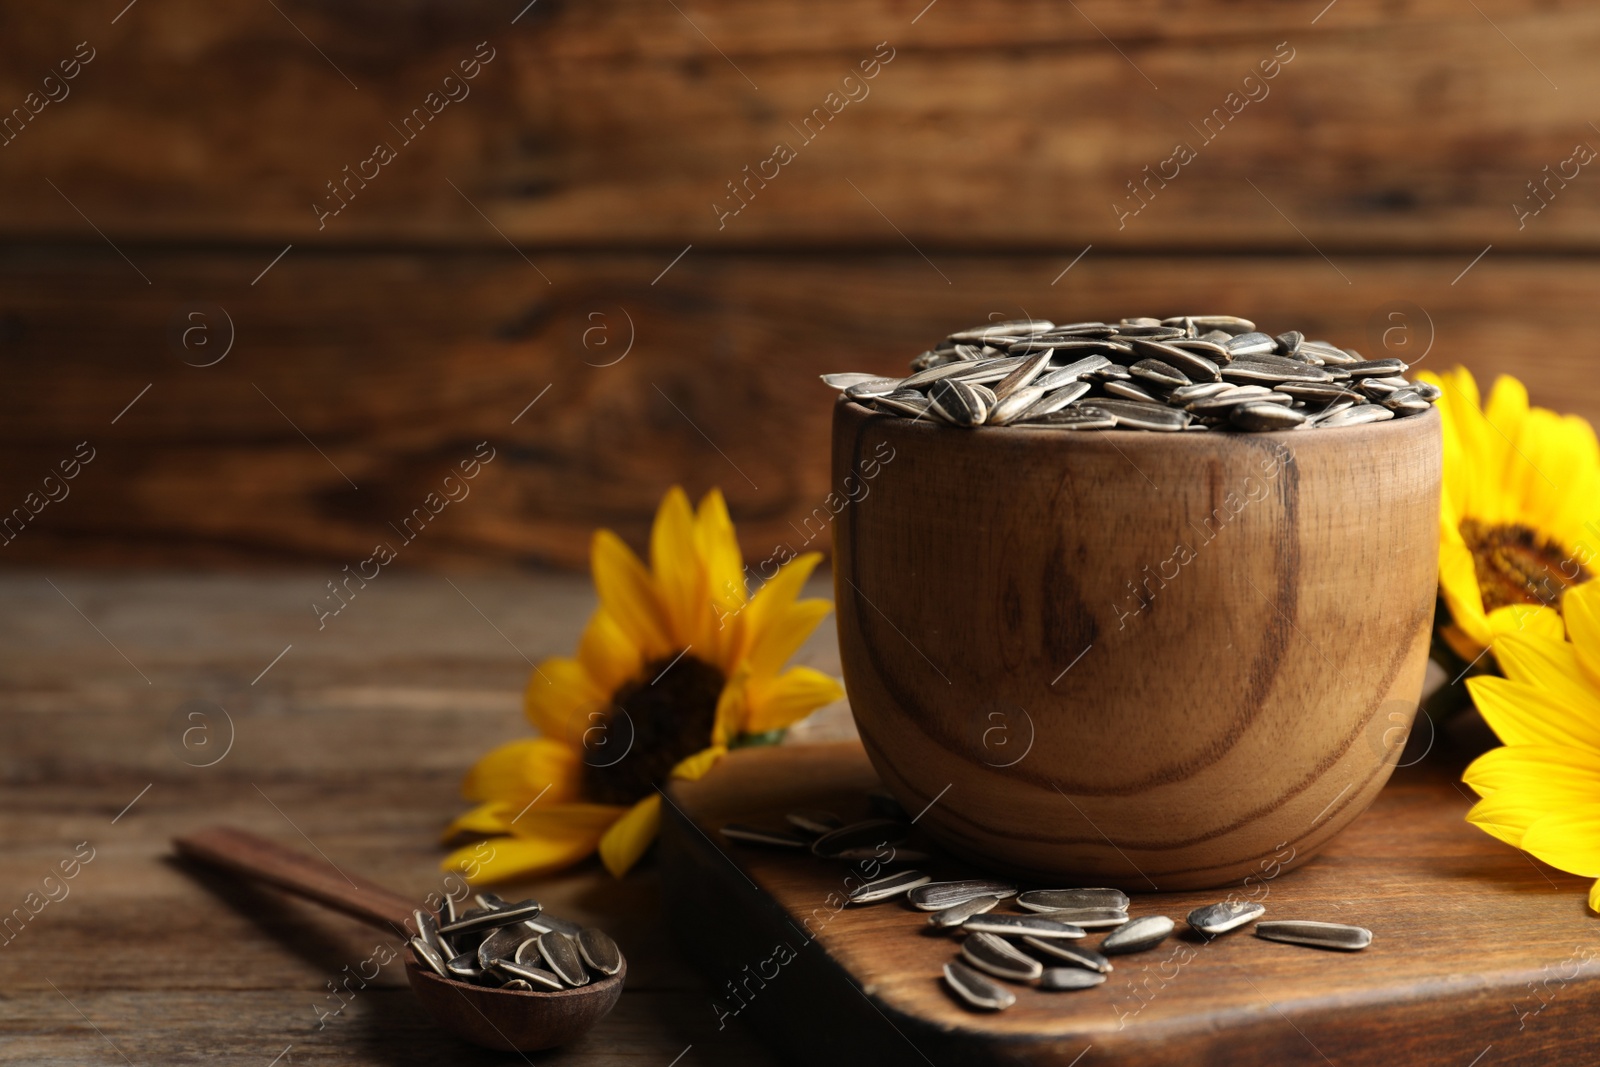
[736, 552, 823, 670]
[712, 663, 750, 746]
[462, 737, 582, 804]
[1466, 791, 1544, 849]
[670, 744, 726, 781]
[1467, 675, 1600, 754]
[577, 609, 644, 699]
[1462, 744, 1600, 802]
[1563, 579, 1600, 692]
[650, 486, 704, 648]
[524, 657, 605, 743]
[1486, 603, 1565, 642]
[597, 794, 661, 877]
[745, 665, 846, 734]
[442, 830, 606, 885]
[1493, 633, 1600, 722]
[695, 489, 746, 614]
[505, 801, 628, 840]
[1521, 807, 1600, 877]
[745, 598, 834, 680]
[1589, 879, 1600, 914]
[1437, 538, 1490, 653]
[592, 528, 673, 660]
[442, 801, 520, 841]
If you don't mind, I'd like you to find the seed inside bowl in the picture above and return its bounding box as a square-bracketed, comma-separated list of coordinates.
[821, 316, 1440, 432]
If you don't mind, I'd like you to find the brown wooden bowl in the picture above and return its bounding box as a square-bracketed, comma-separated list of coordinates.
[405, 958, 626, 1052]
[832, 398, 1441, 890]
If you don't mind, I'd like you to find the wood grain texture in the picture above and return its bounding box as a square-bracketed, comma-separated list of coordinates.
[661, 742, 1600, 1067]
[0, 571, 833, 1065]
[0, 249, 1586, 569]
[1, 2, 1598, 247]
[831, 400, 1441, 887]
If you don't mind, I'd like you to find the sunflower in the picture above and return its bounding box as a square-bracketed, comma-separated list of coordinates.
[1463, 580, 1600, 910]
[1416, 367, 1600, 662]
[441, 487, 844, 882]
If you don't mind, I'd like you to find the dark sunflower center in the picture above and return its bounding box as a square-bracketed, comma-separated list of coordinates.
[581, 652, 724, 806]
[1459, 518, 1591, 613]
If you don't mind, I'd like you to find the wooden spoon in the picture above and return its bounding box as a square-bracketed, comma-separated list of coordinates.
[173, 825, 624, 1051]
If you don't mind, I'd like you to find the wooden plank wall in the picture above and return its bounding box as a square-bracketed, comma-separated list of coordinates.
[2, 0, 1596, 568]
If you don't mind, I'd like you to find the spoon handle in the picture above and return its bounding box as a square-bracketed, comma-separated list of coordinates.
[174, 824, 421, 934]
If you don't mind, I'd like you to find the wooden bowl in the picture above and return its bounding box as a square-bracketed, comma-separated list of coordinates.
[831, 398, 1440, 890]
[404, 958, 626, 1051]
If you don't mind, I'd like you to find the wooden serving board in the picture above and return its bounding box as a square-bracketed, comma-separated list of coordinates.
[660, 743, 1600, 1067]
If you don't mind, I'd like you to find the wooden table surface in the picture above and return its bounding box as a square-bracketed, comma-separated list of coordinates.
[0, 570, 854, 1066]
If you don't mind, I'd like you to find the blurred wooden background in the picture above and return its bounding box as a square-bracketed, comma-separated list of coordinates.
[3, 0, 1598, 568]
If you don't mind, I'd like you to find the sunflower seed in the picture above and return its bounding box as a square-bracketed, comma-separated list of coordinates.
[1043, 321, 1117, 337]
[1221, 358, 1333, 385]
[1224, 332, 1278, 357]
[943, 961, 1016, 1011]
[491, 959, 566, 990]
[414, 908, 454, 960]
[1275, 330, 1305, 355]
[441, 892, 463, 926]
[962, 932, 1044, 982]
[1255, 920, 1372, 951]
[438, 899, 543, 935]
[1020, 381, 1091, 418]
[1167, 381, 1234, 404]
[992, 351, 1053, 400]
[948, 319, 1054, 342]
[1087, 399, 1190, 431]
[786, 810, 843, 837]
[963, 913, 1085, 939]
[1414, 380, 1442, 401]
[1103, 380, 1162, 403]
[989, 385, 1049, 426]
[1230, 402, 1307, 432]
[1021, 937, 1114, 973]
[822, 372, 894, 391]
[1318, 403, 1395, 427]
[901, 359, 998, 389]
[1384, 390, 1432, 415]
[446, 952, 486, 981]
[514, 937, 545, 966]
[1187, 900, 1266, 937]
[848, 869, 933, 904]
[1167, 338, 1232, 360]
[1130, 339, 1222, 382]
[1273, 381, 1364, 403]
[1018, 409, 1118, 430]
[538, 931, 590, 986]
[478, 921, 535, 969]
[1115, 324, 1187, 339]
[1088, 363, 1132, 381]
[928, 894, 1006, 929]
[524, 913, 585, 938]
[930, 378, 990, 426]
[843, 378, 905, 400]
[1100, 915, 1175, 955]
[1034, 355, 1111, 390]
[501, 978, 533, 991]
[721, 823, 808, 849]
[1344, 358, 1408, 378]
[1016, 888, 1130, 912]
[949, 356, 1029, 384]
[909, 880, 1019, 911]
[1164, 315, 1256, 334]
[1130, 359, 1190, 390]
[1039, 968, 1108, 991]
[409, 937, 450, 979]
[811, 818, 911, 859]
[577, 928, 623, 976]
[1019, 906, 1128, 929]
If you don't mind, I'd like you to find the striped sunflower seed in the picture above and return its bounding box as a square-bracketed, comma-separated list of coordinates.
[409, 937, 450, 979]
[1229, 402, 1307, 431]
[1039, 968, 1108, 991]
[963, 913, 1085, 939]
[961, 932, 1044, 982]
[1020, 937, 1113, 973]
[1129, 358, 1191, 390]
[1100, 915, 1175, 955]
[847, 869, 933, 904]
[538, 930, 590, 987]
[930, 378, 991, 426]
[1255, 920, 1372, 951]
[491, 959, 566, 990]
[1187, 900, 1265, 937]
[909, 880, 1019, 911]
[1016, 888, 1130, 912]
[943, 961, 1016, 1011]
[1318, 403, 1395, 427]
[927, 894, 1005, 929]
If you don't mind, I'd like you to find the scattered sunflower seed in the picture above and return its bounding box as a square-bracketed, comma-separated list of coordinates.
[961, 932, 1045, 982]
[1039, 967, 1109, 991]
[1100, 915, 1176, 955]
[909, 880, 1020, 911]
[963, 913, 1085, 939]
[848, 869, 933, 904]
[1020, 937, 1113, 973]
[927, 894, 1005, 929]
[1016, 888, 1130, 912]
[1187, 901, 1266, 937]
[943, 961, 1016, 1011]
[1255, 920, 1372, 951]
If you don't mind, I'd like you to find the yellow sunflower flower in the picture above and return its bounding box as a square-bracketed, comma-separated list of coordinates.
[1416, 367, 1600, 661]
[1463, 580, 1600, 911]
[442, 486, 844, 882]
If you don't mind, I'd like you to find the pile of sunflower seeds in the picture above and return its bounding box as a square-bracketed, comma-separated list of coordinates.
[722, 790, 1371, 1013]
[822, 315, 1441, 432]
[407, 891, 624, 992]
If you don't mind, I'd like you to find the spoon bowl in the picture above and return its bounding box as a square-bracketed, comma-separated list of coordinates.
[405, 958, 626, 1051]
[174, 825, 625, 1052]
